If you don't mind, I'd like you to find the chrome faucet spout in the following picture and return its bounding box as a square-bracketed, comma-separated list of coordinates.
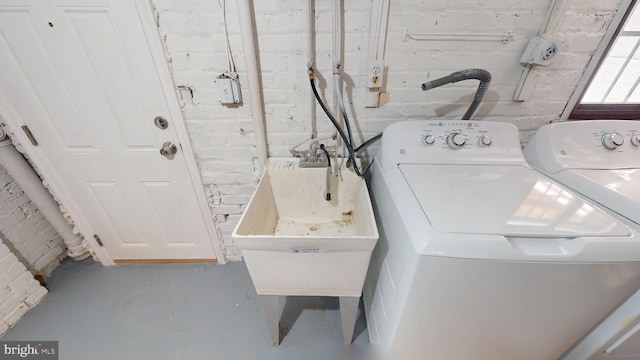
[325, 166, 332, 201]
[320, 144, 332, 202]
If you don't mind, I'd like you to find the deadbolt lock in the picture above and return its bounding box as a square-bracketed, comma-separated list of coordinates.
[154, 116, 169, 130]
[160, 141, 177, 160]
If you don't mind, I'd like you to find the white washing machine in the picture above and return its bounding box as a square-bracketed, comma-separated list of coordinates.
[524, 120, 640, 360]
[363, 120, 640, 360]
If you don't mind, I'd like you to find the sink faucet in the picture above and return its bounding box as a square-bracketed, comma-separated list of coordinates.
[298, 143, 333, 201]
[309, 142, 320, 162]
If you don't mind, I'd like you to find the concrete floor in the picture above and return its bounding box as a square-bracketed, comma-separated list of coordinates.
[3, 258, 377, 360]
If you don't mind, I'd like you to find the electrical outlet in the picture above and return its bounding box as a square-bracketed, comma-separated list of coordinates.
[367, 59, 384, 88]
[215, 72, 241, 105]
[520, 35, 561, 67]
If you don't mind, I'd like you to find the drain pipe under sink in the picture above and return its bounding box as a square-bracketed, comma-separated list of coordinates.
[0, 134, 89, 260]
[237, 0, 268, 172]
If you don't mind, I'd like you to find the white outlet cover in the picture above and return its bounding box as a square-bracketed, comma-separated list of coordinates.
[216, 75, 241, 104]
[519, 35, 561, 67]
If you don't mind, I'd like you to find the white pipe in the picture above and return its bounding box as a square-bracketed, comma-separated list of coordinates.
[307, 0, 317, 140]
[333, 0, 342, 70]
[0, 138, 89, 260]
[237, 0, 268, 172]
[333, 0, 343, 153]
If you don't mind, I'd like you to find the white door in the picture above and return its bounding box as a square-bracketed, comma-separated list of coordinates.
[0, 0, 222, 261]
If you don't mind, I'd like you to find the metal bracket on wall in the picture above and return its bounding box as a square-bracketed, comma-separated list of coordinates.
[401, 29, 515, 44]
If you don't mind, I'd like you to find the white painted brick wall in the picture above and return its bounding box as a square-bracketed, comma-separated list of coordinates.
[0, 165, 66, 336]
[0, 239, 48, 337]
[152, 0, 623, 260]
[0, 168, 66, 277]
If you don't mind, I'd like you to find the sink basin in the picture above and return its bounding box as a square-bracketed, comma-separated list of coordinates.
[233, 157, 379, 297]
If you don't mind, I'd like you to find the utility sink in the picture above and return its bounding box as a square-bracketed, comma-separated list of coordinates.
[233, 157, 379, 345]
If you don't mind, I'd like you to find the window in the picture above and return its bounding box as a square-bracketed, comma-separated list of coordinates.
[571, 0, 640, 120]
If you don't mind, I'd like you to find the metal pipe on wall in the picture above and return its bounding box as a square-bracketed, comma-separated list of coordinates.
[237, 0, 268, 172]
[307, 0, 317, 140]
[333, 0, 343, 155]
[0, 135, 89, 260]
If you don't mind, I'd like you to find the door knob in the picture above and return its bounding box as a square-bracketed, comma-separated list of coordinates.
[160, 141, 177, 160]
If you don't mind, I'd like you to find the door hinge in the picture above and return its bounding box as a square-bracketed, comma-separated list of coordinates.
[21, 125, 39, 146]
[93, 234, 104, 247]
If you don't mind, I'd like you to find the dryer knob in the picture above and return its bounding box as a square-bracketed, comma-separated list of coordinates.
[632, 134, 640, 146]
[447, 133, 466, 150]
[602, 132, 624, 150]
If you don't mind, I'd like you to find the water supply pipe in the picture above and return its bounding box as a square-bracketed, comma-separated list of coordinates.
[307, 0, 317, 141]
[421, 69, 492, 120]
[332, 0, 342, 150]
[0, 135, 89, 260]
[237, 0, 268, 172]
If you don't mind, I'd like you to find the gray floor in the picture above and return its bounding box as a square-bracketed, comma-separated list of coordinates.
[3, 258, 377, 360]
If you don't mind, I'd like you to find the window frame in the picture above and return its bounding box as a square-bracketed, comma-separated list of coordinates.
[566, 0, 639, 120]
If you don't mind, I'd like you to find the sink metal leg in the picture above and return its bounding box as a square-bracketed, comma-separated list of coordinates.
[339, 296, 360, 345]
[259, 295, 280, 346]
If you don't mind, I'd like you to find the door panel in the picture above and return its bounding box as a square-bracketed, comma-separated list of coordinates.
[0, 0, 218, 260]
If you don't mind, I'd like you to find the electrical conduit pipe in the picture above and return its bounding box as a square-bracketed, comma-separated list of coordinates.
[237, 0, 268, 172]
[0, 136, 89, 260]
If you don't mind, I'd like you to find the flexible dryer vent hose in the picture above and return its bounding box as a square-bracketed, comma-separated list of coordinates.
[421, 69, 492, 120]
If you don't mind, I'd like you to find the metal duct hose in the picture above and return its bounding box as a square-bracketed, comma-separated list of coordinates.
[421, 69, 492, 120]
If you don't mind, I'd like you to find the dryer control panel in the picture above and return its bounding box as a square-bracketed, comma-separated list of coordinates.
[524, 120, 640, 172]
[379, 120, 525, 172]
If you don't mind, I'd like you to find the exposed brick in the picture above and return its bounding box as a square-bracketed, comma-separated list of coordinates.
[25, 287, 48, 308]
[222, 195, 252, 205]
[0, 298, 21, 322]
[212, 205, 243, 216]
[3, 303, 29, 326]
[0, 321, 8, 337]
[8, 272, 34, 296]
[0, 174, 61, 333]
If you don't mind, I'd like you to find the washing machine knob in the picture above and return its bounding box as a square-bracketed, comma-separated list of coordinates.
[447, 133, 466, 150]
[479, 135, 492, 147]
[602, 132, 624, 150]
[632, 134, 640, 146]
[422, 134, 435, 145]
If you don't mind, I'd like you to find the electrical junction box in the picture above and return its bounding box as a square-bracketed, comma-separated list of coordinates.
[215, 72, 241, 105]
[520, 35, 561, 67]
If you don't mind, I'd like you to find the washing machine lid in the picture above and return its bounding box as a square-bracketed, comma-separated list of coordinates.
[555, 168, 640, 225]
[399, 164, 630, 237]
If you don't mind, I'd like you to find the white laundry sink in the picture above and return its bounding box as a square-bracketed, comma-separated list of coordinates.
[233, 157, 379, 297]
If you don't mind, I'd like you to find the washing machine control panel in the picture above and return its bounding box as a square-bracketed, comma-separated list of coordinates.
[524, 120, 640, 172]
[380, 120, 524, 171]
